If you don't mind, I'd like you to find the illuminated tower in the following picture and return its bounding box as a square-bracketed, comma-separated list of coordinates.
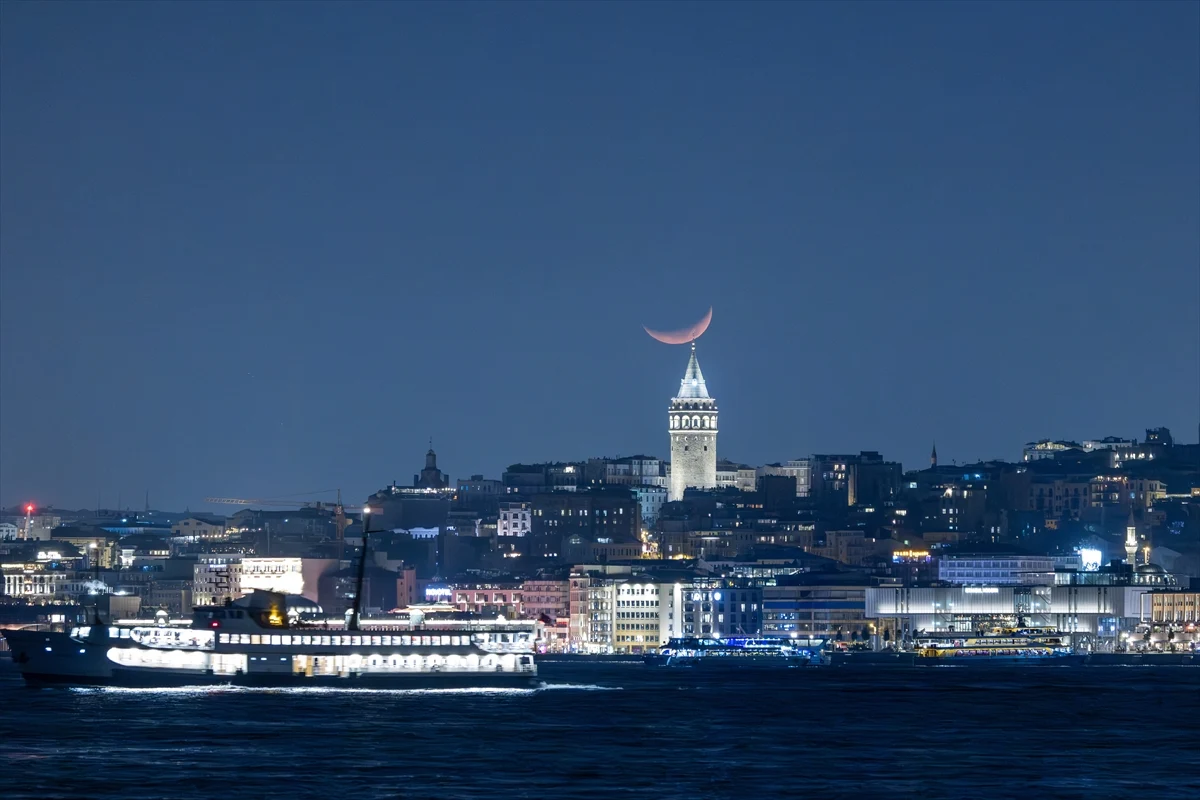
[930, 442, 938, 468]
[668, 343, 717, 502]
[1124, 510, 1139, 565]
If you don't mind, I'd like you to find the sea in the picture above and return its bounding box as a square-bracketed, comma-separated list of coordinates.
[1, 659, 1197, 800]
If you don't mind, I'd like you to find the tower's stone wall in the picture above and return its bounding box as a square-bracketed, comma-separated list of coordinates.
[669, 428, 717, 501]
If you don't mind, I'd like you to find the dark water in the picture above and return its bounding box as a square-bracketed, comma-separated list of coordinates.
[2, 660, 1198, 799]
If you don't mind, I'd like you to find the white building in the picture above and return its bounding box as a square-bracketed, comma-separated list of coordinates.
[614, 581, 674, 653]
[193, 555, 243, 606]
[0, 523, 19, 540]
[634, 486, 667, 526]
[2, 569, 90, 599]
[170, 517, 226, 542]
[240, 558, 305, 596]
[938, 554, 1061, 586]
[668, 345, 718, 502]
[716, 463, 757, 492]
[194, 555, 333, 605]
[866, 583, 1161, 640]
[498, 502, 530, 537]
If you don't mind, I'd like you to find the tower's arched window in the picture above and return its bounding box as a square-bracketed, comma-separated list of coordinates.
[692, 416, 701, 428]
[680, 416, 688, 429]
[702, 417, 709, 429]
[671, 415, 679, 429]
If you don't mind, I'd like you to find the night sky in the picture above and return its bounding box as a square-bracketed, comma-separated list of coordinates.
[1, 2, 1197, 511]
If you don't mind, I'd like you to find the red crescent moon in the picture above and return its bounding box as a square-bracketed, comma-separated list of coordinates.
[643, 306, 713, 345]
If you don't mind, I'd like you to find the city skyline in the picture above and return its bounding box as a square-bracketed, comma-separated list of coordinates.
[2, 2, 1198, 510]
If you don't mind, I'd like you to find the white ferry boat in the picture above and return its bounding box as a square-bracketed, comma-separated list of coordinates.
[645, 636, 824, 669]
[2, 590, 538, 688]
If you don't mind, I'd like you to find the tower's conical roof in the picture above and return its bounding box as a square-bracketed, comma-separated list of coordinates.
[676, 344, 710, 399]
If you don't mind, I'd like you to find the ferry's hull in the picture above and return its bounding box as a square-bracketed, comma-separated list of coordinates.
[3, 629, 538, 690]
[915, 654, 1087, 667]
[645, 655, 812, 669]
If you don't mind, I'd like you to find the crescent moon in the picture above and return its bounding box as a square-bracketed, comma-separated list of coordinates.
[643, 306, 713, 345]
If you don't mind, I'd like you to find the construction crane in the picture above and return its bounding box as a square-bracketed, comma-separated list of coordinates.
[204, 490, 371, 559]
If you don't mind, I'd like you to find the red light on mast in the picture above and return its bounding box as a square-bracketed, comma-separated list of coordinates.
[25, 504, 34, 514]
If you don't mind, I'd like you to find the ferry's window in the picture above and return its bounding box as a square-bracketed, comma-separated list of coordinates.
[219, 634, 229, 644]
[381, 636, 391, 646]
[319, 636, 330, 646]
[281, 635, 291, 646]
[372, 636, 381, 646]
[270, 635, 281, 646]
[251, 635, 261, 645]
[440, 636, 450, 646]
[401, 635, 411, 646]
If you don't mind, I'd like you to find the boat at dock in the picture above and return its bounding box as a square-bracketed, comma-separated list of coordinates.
[914, 633, 1083, 665]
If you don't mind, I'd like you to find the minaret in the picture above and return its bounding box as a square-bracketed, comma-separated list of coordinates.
[668, 343, 718, 501]
[1124, 510, 1139, 565]
[930, 442, 938, 468]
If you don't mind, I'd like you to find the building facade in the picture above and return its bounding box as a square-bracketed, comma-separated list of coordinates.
[937, 554, 1059, 586]
[498, 502, 531, 537]
[762, 575, 873, 640]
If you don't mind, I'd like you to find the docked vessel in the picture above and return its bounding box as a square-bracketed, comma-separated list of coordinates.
[915, 634, 1079, 665]
[2, 590, 538, 689]
[646, 636, 823, 668]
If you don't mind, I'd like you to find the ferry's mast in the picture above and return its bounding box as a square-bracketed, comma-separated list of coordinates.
[348, 507, 373, 631]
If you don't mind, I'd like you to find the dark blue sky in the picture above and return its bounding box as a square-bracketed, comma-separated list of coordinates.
[2, 1, 1197, 511]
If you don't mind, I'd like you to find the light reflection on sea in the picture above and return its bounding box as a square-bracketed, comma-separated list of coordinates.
[1, 661, 1197, 800]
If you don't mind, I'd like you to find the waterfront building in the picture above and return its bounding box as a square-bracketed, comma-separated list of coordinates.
[613, 581, 670, 653]
[867, 562, 1184, 644]
[762, 573, 874, 641]
[668, 345, 718, 502]
[452, 585, 523, 617]
[521, 579, 570, 623]
[1149, 591, 1200, 625]
[569, 573, 616, 653]
[715, 585, 762, 637]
